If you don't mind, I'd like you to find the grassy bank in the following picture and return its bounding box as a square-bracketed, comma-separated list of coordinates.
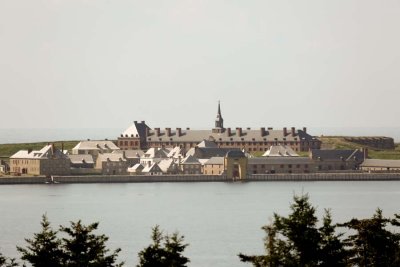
[0, 141, 79, 159]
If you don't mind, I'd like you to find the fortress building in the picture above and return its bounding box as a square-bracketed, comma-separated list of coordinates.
[117, 103, 321, 152]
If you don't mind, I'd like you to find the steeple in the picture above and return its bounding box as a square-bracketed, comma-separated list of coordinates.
[214, 101, 224, 130]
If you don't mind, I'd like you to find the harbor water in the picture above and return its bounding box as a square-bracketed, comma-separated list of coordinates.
[0, 181, 400, 266]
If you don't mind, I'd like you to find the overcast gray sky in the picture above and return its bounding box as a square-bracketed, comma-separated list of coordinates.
[1, 0, 399, 130]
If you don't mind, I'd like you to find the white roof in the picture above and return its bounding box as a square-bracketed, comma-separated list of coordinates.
[143, 148, 169, 159]
[167, 146, 185, 158]
[97, 153, 126, 162]
[128, 163, 144, 172]
[158, 159, 175, 173]
[73, 140, 120, 151]
[122, 124, 140, 137]
[262, 145, 299, 157]
[68, 154, 94, 164]
[10, 145, 66, 159]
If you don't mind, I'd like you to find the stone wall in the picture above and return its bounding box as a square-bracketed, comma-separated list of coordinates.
[2, 173, 400, 184]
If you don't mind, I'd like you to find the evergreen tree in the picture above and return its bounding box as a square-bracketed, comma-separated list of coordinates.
[318, 210, 348, 267]
[239, 194, 347, 267]
[137, 225, 189, 267]
[0, 253, 18, 267]
[17, 214, 64, 267]
[61, 220, 124, 267]
[341, 209, 400, 267]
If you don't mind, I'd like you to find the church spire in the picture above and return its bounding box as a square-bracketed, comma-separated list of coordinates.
[215, 101, 224, 129]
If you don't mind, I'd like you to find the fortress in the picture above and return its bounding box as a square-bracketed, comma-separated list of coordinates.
[117, 103, 321, 152]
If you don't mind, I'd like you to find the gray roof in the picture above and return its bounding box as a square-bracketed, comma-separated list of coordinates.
[144, 128, 316, 143]
[311, 149, 364, 161]
[249, 157, 314, 165]
[181, 155, 200, 165]
[226, 150, 246, 158]
[197, 140, 218, 148]
[187, 147, 241, 159]
[143, 148, 169, 159]
[204, 157, 224, 165]
[361, 159, 400, 168]
[142, 163, 163, 173]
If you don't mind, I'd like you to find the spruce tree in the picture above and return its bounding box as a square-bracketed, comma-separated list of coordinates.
[0, 253, 18, 267]
[137, 225, 189, 267]
[60, 220, 124, 267]
[239, 194, 348, 267]
[17, 214, 64, 267]
[341, 209, 400, 267]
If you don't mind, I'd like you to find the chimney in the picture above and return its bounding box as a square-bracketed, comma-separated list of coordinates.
[141, 120, 145, 124]
[155, 128, 161, 137]
[165, 128, 171, 137]
[176, 128, 182, 137]
[283, 127, 288, 136]
[260, 127, 266, 137]
[362, 147, 369, 159]
[28, 148, 33, 154]
[291, 127, 296, 136]
[134, 121, 137, 124]
[236, 127, 242, 137]
[303, 127, 307, 133]
[226, 127, 231, 136]
[62, 142, 64, 153]
[186, 127, 190, 130]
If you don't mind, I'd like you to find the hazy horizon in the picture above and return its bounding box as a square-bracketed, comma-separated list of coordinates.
[1, 1, 399, 129]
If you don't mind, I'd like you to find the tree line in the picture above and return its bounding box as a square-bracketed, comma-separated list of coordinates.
[2, 194, 400, 266]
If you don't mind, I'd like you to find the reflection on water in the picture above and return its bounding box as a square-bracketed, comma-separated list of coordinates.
[0, 181, 400, 267]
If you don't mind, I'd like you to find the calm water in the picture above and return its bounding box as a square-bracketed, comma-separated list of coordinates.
[1, 181, 400, 266]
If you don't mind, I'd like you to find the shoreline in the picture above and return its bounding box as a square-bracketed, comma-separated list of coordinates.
[1, 173, 400, 184]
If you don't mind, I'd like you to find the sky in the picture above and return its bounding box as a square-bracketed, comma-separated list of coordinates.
[0, 0, 399, 131]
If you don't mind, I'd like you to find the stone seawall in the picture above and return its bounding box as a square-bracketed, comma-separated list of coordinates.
[247, 173, 400, 181]
[1, 173, 400, 184]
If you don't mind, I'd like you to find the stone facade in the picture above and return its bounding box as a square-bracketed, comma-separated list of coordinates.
[224, 151, 248, 179]
[10, 145, 70, 176]
[203, 157, 225, 175]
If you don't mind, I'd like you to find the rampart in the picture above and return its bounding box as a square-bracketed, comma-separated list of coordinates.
[344, 136, 395, 149]
[1, 173, 400, 184]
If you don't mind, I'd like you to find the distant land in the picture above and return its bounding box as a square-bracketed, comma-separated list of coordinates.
[0, 127, 399, 144]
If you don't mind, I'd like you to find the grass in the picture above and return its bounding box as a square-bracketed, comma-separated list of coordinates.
[0, 141, 79, 158]
[320, 136, 400, 160]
